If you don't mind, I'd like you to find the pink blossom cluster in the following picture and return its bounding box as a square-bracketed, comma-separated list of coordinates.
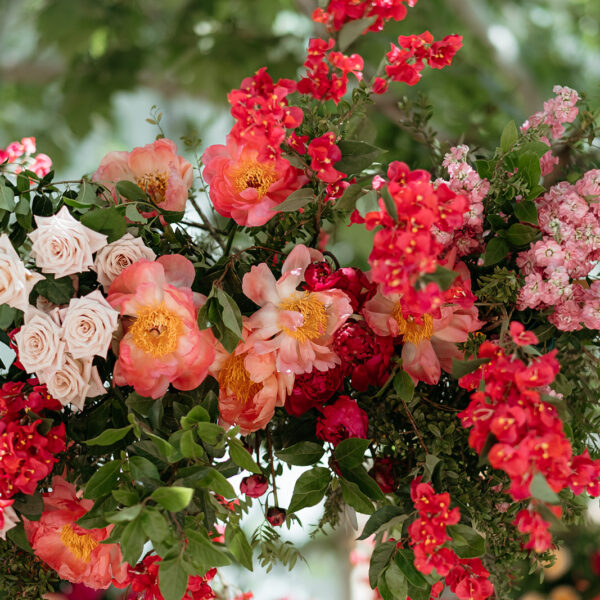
[517, 170, 600, 331]
[521, 85, 580, 175]
[434, 145, 489, 256]
[0, 137, 52, 178]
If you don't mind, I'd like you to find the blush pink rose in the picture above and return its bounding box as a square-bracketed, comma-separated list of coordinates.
[202, 136, 308, 227]
[23, 476, 128, 590]
[92, 138, 193, 215]
[107, 255, 215, 399]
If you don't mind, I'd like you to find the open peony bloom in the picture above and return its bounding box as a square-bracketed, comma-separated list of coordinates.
[363, 258, 482, 385]
[93, 138, 193, 215]
[210, 320, 293, 433]
[242, 245, 353, 374]
[202, 136, 308, 227]
[23, 476, 128, 589]
[107, 255, 215, 399]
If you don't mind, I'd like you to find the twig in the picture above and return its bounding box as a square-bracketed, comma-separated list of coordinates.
[266, 427, 279, 507]
[188, 196, 226, 251]
[400, 398, 428, 454]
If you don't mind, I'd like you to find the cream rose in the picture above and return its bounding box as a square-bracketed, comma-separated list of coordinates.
[38, 353, 105, 411]
[28, 206, 107, 278]
[0, 503, 19, 541]
[13, 308, 65, 374]
[92, 233, 156, 291]
[0, 234, 43, 312]
[59, 290, 118, 359]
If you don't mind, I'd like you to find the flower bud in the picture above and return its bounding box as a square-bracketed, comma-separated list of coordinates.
[240, 475, 269, 499]
[266, 507, 286, 527]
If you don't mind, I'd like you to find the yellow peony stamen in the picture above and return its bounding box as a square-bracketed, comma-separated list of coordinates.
[135, 171, 169, 204]
[392, 304, 434, 344]
[230, 160, 278, 199]
[60, 524, 98, 563]
[130, 303, 184, 358]
[280, 292, 328, 342]
[218, 352, 262, 405]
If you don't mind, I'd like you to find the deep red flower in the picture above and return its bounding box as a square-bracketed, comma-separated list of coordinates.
[285, 365, 343, 417]
[513, 509, 553, 553]
[369, 457, 396, 494]
[316, 395, 368, 446]
[266, 507, 286, 527]
[509, 322, 539, 346]
[307, 133, 345, 184]
[240, 475, 269, 498]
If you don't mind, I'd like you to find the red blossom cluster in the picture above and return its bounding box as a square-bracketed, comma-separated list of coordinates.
[307, 132, 346, 184]
[298, 38, 364, 104]
[313, 0, 417, 33]
[409, 478, 494, 600]
[513, 509, 553, 554]
[0, 136, 52, 177]
[352, 162, 468, 315]
[0, 380, 65, 498]
[385, 32, 462, 85]
[126, 555, 216, 600]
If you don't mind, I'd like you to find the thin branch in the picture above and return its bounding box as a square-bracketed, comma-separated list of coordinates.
[400, 397, 429, 454]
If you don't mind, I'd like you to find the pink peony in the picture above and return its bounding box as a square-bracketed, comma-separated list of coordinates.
[285, 365, 343, 417]
[107, 255, 215, 399]
[210, 320, 292, 434]
[242, 245, 353, 374]
[93, 138, 193, 215]
[316, 395, 368, 446]
[202, 136, 307, 227]
[23, 476, 128, 589]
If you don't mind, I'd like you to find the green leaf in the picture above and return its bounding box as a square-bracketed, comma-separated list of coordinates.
[335, 438, 370, 469]
[395, 549, 428, 589]
[116, 180, 147, 202]
[385, 562, 408, 599]
[151, 486, 194, 512]
[13, 490, 43, 519]
[340, 463, 385, 501]
[76, 180, 98, 205]
[380, 186, 398, 222]
[368, 540, 396, 588]
[7, 523, 32, 552]
[186, 529, 231, 567]
[0, 183, 15, 211]
[129, 455, 160, 481]
[229, 437, 261, 474]
[420, 265, 459, 291]
[80, 206, 127, 243]
[112, 489, 140, 506]
[179, 430, 206, 459]
[451, 357, 490, 379]
[272, 188, 314, 212]
[288, 467, 331, 514]
[226, 524, 254, 571]
[180, 405, 210, 429]
[275, 441, 325, 466]
[141, 508, 170, 544]
[518, 141, 552, 158]
[215, 288, 244, 339]
[335, 183, 364, 211]
[483, 237, 509, 266]
[530, 473, 559, 504]
[15, 197, 29, 215]
[84, 461, 121, 499]
[125, 203, 148, 223]
[0, 305, 17, 330]
[423, 454, 441, 483]
[448, 523, 486, 558]
[85, 425, 133, 446]
[506, 223, 539, 247]
[195, 422, 224, 446]
[199, 468, 236, 498]
[338, 16, 377, 51]
[159, 557, 189, 600]
[340, 478, 375, 515]
[146, 432, 180, 461]
[35, 274, 74, 304]
[475, 160, 493, 179]
[358, 505, 406, 540]
[120, 516, 147, 564]
[355, 190, 380, 217]
[500, 120, 518, 154]
[335, 141, 382, 174]
[518, 152, 542, 188]
[377, 572, 394, 600]
[393, 371, 414, 402]
[106, 503, 143, 524]
[514, 199, 538, 225]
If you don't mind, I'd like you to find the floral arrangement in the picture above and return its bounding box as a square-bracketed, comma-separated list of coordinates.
[1, 1, 599, 599]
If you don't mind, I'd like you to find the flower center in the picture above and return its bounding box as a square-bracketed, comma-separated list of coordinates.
[280, 292, 328, 342]
[392, 305, 433, 344]
[60, 524, 98, 563]
[130, 303, 184, 358]
[135, 171, 169, 204]
[218, 353, 263, 405]
[230, 160, 278, 199]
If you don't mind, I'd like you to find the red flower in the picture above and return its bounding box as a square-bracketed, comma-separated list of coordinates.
[316, 395, 368, 446]
[285, 365, 343, 417]
[266, 507, 286, 527]
[369, 457, 396, 494]
[307, 133, 345, 184]
[509, 322, 539, 346]
[240, 475, 269, 498]
[513, 509, 553, 553]
[428, 35, 463, 69]
[371, 77, 389, 94]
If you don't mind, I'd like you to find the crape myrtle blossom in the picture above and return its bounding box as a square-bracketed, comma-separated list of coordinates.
[242, 244, 353, 375]
[107, 255, 215, 399]
[93, 138, 193, 215]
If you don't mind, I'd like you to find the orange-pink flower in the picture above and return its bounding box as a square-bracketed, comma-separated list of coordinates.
[242, 245, 352, 374]
[202, 136, 308, 227]
[93, 138, 193, 215]
[107, 255, 215, 398]
[210, 320, 293, 434]
[23, 476, 128, 590]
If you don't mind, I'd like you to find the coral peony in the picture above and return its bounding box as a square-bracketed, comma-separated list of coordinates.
[23, 476, 128, 589]
[202, 136, 307, 227]
[210, 320, 292, 434]
[107, 255, 215, 399]
[316, 395, 368, 445]
[93, 138, 193, 215]
[242, 245, 353, 374]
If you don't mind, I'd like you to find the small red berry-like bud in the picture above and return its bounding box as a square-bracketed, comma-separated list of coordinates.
[240, 474, 269, 498]
[266, 506, 286, 527]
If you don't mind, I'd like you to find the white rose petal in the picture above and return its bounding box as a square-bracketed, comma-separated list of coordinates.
[92, 233, 156, 291]
[0, 234, 43, 312]
[60, 290, 118, 359]
[28, 205, 107, 278]
[13, 308, 65, 374]
[0, 505, 19, 541]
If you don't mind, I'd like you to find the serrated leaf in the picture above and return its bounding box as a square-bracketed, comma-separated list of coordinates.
[83, 461, 121, 499]
[272, 188, 314, 212]
[125, 203, 148, 223]
[288, 467, 331, 514]
[358, 505, 407, 540]
[85, 425, 133, 446]
[196, 422, 224, 446]
[76, 181, 98, 206]
[229, 437, 261, 474]
[275, 441, 325, 466]
[151, 487, 194, 512]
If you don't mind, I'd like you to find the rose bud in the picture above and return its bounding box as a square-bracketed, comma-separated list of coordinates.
[240, 475, 269, 499]
[369, 457, 396, 494]
[266, 507, 286, 527]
